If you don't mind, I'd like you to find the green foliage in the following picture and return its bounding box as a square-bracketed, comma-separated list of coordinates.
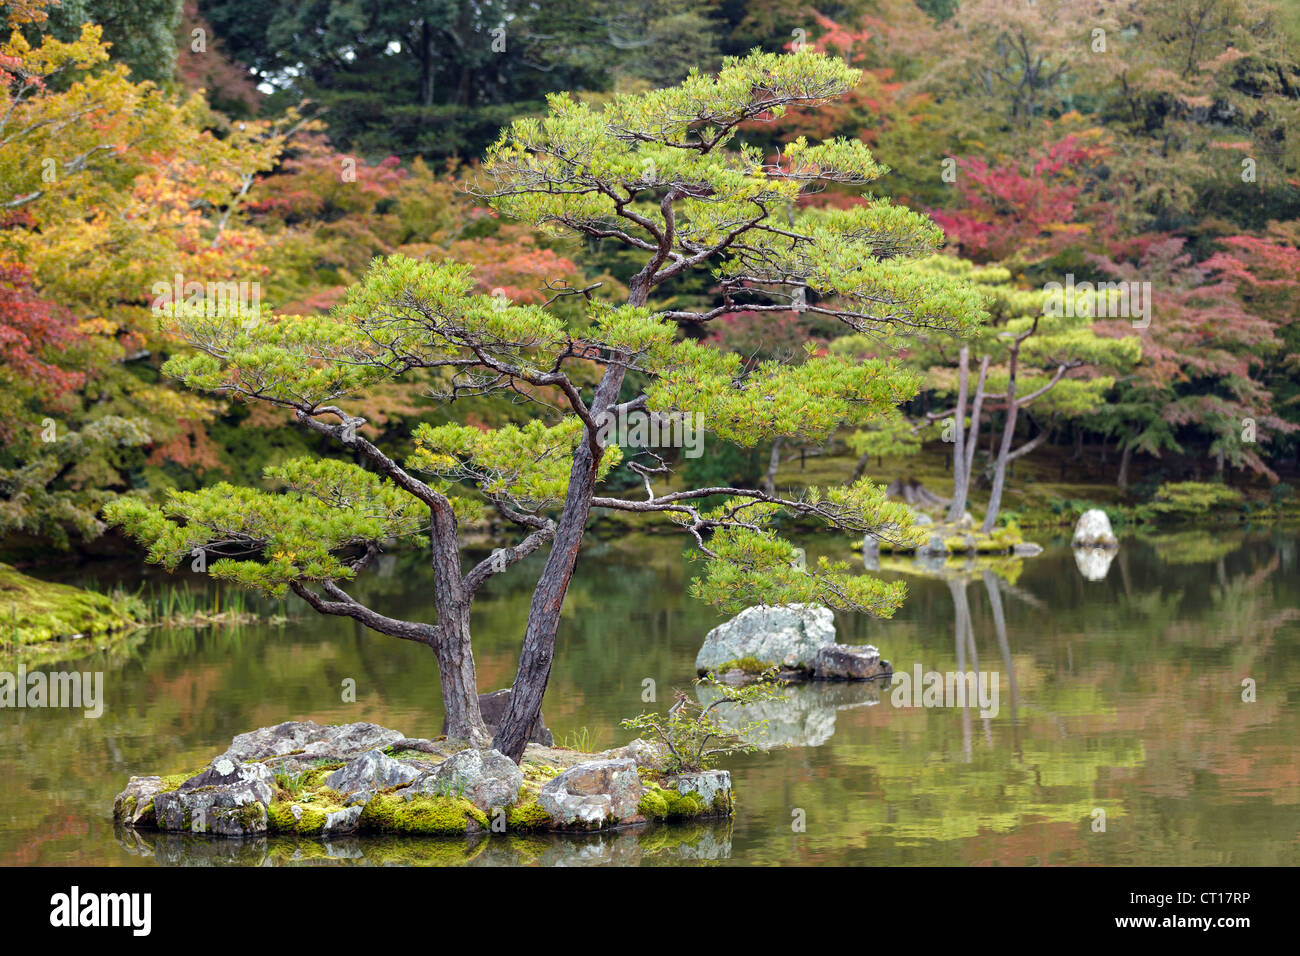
[104, 458, 428, 595]
[409, 418, 620, 513]
[1150, 482, 1246, 516]
[687, 485, 925, 615]
[619, 671, 786, 773]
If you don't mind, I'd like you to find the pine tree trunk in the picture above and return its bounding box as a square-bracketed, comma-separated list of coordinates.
[952, 355, 989, 522]
[493, 362, 628, 763]
[429, 501, 489, 744]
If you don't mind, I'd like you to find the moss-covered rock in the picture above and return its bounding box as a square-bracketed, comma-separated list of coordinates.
[115, 723, 737, 841]
[358, 792, 489, 835]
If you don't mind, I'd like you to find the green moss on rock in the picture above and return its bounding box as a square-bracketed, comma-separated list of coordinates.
[637, 789, 669, 820]
[714, 656, 772, 675]
[358, 792, 488, 835]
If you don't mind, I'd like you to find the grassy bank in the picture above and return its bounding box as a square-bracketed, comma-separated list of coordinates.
[0, 562, 144, 650]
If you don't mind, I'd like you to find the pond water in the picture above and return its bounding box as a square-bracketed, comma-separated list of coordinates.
[2, 527, 1299, 866]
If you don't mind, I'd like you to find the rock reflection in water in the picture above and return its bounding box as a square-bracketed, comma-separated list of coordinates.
[1073, 546, 1117, 581]
[113, 819, 733, 866]
[698, 679, 888, 749]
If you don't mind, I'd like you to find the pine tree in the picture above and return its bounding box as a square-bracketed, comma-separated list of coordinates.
[107, 51, 986, 762]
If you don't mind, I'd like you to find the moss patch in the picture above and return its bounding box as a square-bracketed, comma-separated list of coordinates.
[0, 563, 143, 647]
[358, 792, 489, 835]
[714, 656, 773, 675]
[638, 782, 725, 821]
[504, 784, 552, 831]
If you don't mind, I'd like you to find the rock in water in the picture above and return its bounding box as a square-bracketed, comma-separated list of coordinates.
[809, 644, 892, 680]
[917, 533, 949, 556]
[538, 758, 645, 827]
[152, 757, 275, 836]
[114, 776, 165, 826]
[1072, 509, 1118, 548]
[695, 604, 837, 674]
[670, 771, 732, 813]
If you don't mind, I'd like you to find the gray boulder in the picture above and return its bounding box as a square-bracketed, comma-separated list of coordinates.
[670, 770, 731, 812]
[153, 757, 275, 836]
[1072, 509, 1118, 548]
[917, 533, 949, 556]
[113, 775, 165, 826]
[288, 803, 363, 834]
[810, 643, 892, 680]
[695, 604, 837, 674]
[325, 748, 423, 801]
[222, 720, 406, 770]
[538, 757, 645, 827]
[405, 748, 523, 813]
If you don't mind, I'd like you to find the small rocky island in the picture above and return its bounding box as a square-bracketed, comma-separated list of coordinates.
[114, 719, 731, 839]
[697, 603, 893, 682]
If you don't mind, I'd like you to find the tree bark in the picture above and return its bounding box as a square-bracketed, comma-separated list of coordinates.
[493, 355, 629, 763]
[762, 437, 783, 496]
[1116, 441, 1132, 490]
[429, 500, 489, 745]
[980, 348, 1021, 533]
[946, 346, 970, 523]
[850, 450, 869, 483]
[964, 357, 989, 484]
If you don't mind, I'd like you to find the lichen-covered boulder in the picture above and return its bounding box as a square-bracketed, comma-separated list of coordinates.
[153, 757, 275, 836]
[538, 757, 645, 827]
[604, 737, 669, 773]
[810, 643, 892, 681]
[404, 748, 522, 814]
[917, 533, 949, 556]
[441, 688, 554, 746]
[113, 776, 165, 826]
[695, 604, 836, 674]
[670, 770, 731, 813]
[1072, 509, 1118, 548]
[221, 720, 405, 769]
[325, 749, 423, 802]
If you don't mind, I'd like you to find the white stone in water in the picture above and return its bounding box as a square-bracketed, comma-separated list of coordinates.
[1073, 509, 1118, 548]
[695, 604, 837, 673]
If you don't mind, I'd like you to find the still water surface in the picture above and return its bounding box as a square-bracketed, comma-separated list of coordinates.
[2, 528, 1298, 865]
